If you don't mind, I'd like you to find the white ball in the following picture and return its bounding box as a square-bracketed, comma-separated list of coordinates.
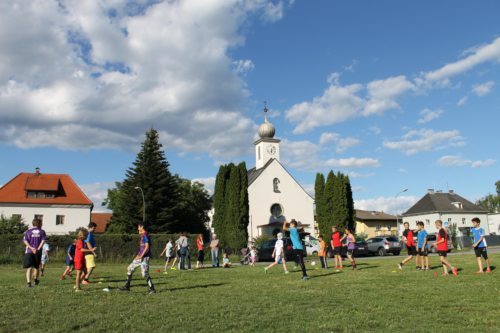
[311, 261, 316, 266]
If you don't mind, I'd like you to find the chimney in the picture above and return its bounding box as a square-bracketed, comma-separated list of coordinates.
[449, 189, 454, 194]
[35, 167, 40, 175]
[427, 188, 434, 194]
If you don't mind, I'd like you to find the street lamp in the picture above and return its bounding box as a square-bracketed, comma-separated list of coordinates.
[395, 188, 408, 234]
[134, 186, 146, 223]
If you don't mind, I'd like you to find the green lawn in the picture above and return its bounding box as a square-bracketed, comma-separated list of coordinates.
[0, 254, 498, 333]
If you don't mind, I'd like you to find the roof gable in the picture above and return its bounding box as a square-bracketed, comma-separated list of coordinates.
[0, 172, 93, 206]
[356, 209, 397, 221]
[403, 192, 487, 215]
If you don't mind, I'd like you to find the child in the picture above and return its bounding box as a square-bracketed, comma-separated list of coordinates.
[283, 219, 308, 280]
[345, 229, 357, 269]
[83, 222, 97, 285]
[318, 235, 327, 269]
[416, 221, 429, 270]
[430, 220, 458, 276]
[119, 223, 156, 294]
[160, 239, 174, 272]
[471, 217, 491, 273]
[398, 222, 418, 270]
[249, 246, 257, 267]
[196, 234, 205, 269]
[61, 239, 76, 280]
[40, 242, 50, 277]
[331, 226, 343, 269]
[74, 228, 95, 292]
[264, 233, 288, 274]
[22, 218, 46, 287]
[170, 242, 180, 271]
[222, 253, 232, 268]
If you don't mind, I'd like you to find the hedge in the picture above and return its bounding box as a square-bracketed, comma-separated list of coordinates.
[0, 234, 215, 263]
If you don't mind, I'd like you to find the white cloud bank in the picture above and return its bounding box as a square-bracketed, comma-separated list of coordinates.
[472, 81, 495, 96]
[383, 129, 465, 155]
[417, 108, 443, 124]
[355, 195, 418, 215]
[437, 155, 495, 168]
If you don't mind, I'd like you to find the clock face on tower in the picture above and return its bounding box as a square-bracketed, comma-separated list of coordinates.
[267, 145, 276, 155]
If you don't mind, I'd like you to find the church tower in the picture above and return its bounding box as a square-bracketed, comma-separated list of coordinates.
[255, 104, 280, 169]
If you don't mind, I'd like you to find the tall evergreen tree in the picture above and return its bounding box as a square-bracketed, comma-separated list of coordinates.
[212, 164, 229, 239]
[174, 177, 212, 235]
[323, 171, 337, 236]
[344, 175, 355, 231]
[236, 162, 249, 247]
[314, 173, 327, 237]
[108, 128, 179, 233]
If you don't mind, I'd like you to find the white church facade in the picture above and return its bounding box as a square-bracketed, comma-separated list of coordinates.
[246, 108, 315, 239]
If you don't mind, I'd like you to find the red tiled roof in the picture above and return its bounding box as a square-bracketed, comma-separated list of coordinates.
[0, 172, 93, 206]
[91, 213, 112, 233]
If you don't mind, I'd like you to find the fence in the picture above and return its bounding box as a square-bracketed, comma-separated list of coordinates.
[454, 235, 500, 249]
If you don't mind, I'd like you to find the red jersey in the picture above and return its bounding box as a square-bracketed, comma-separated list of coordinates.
[331, 232, 342, 247]
[437, 228, 448, 252]
[74, 239, 85, 270]
[403, 229, 415, 247]
[196, 238, 204, 251]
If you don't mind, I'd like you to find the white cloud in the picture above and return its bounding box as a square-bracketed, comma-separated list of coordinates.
[347, 171, 375, 178]
[80, 182, 115, 212]
[383, 128, 465, 155]
[417, 108, 443, 124]
[319, 132, 360, 153]
[437, 155, 495, 168]
[472, 81, 495, 96]
[0, 0, 288, 158]
[457, 96, 468, 107]
[364, 76, 414, 116]
[192, 177, 216, 195]
[324, 157, 380, 168]
[285, 83, 364, 134]
[369, 126, 382, 135]
[355, 195, 418, 215]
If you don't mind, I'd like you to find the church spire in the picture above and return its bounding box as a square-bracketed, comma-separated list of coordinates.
[258, 101, 275, 139]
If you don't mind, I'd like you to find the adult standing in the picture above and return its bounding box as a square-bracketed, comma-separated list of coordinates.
[210, 234, 220, 267]
[196, 234, 205, 269]
[83, 222, 97, 284]
[22, 218, 46, 287]
[176, 232, 190, 270]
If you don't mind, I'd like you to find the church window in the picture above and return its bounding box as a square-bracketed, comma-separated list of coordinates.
[258, 146, 261, 160]
[273, 178, 280, 193]
[270, 203, 283, 218]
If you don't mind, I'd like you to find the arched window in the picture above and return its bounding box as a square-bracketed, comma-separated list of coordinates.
[273, 178, 280, 193]
[270, 203, 283, 218]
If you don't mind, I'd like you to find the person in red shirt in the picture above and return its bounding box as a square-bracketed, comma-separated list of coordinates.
[331, 226, 344, 269]
[398, 222, 418, 270]
[74, 228, 95, 292]
[430, 220, 458, 276]
[196, 233, 205, 269]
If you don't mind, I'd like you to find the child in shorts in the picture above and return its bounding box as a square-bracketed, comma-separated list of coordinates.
[318, 235, 327, 269]
[471, 217, 491, 273]
[222, 253, 232, 268]
[160, 239, 174, 272]
[40, 242, 50, 277]
[249, 246, 257, 267]
[264, 233, 288, 274]
[345, 229, 357, 269]
[416, 221, 429, 270]
[74, 228, 95, 292]
[61, 239, 76, 280]
[430, 220, 458, 276]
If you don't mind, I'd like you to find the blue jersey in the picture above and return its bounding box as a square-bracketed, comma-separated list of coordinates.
[417, 230, 428, 249]
[471, 227, 486, 248]
[85, 231, 96, 248]
[289, 227, 303, 250]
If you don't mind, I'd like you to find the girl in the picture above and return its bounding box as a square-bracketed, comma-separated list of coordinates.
[222, 253, 231, 268]
[196, 234, 205, 269]
[74, 229, 95, 292]
[249, 246, 257, 267]
[160, 239, 174, 273]
[345, 229, 357, 269]
[60, 239, 76, 280]
[264, 233, 288, 274]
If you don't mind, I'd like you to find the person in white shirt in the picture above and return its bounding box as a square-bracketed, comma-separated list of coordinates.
[264, 233, 289, 274]
[40, 242, 50, 277]
[159, 239, 174, 273]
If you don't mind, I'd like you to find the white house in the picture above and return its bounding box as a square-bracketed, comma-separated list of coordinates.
[246, 108, 315, 239]
[401, 189, 489, 236]
[0, 168, 93, 234]
[488, 213, 500, 235]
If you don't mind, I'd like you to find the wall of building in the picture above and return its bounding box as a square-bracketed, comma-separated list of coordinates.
[0, 204, 91, 235]
[248, 161, 314, 240]
[488, 213, 500, 235]
[356, 220, 397, 238]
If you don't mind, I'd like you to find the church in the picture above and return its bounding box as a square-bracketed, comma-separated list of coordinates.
[246, 107, 315, 239]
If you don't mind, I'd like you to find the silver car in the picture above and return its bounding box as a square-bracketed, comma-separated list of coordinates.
[366, 236, 402, 256]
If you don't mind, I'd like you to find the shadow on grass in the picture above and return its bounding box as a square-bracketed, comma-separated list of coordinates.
[165, 283, 226, 292]
[355, 265, 379, 271]
[308, 272, 341, 279]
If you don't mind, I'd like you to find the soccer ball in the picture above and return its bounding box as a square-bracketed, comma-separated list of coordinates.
[311, 261, 316, 266]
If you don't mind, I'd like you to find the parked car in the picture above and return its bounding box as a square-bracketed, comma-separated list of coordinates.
[366, 236, 401, 256]
[304, 238, 320, 256]
[256, 238, 306, 262]
[326, 240, 370, 258]
[426, 234, 453, 253]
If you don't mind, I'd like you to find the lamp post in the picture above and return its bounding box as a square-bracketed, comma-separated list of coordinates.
[135, 186, 146, 223]
[395, 188, 408, 234]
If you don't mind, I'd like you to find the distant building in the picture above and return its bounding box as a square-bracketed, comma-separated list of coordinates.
[488, 213, 500, 235]
[0, 168, 93, 235]
[401, 189, 489, 236]
[355, 209, 398, 238]
[91, 212, 112, 233]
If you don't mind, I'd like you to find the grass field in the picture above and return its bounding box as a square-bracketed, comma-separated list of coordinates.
[0, 253, 498, 333]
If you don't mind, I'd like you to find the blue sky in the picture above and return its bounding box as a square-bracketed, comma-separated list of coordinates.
[0, 0, 499, 213]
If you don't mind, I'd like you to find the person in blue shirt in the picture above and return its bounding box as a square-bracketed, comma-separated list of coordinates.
[471, 217, 491, 274]
[83, 222, 97, 284]
[283, 219, 308, 281]
[416, 221, 429, 270]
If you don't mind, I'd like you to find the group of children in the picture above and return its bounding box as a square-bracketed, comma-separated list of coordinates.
[398, 218, 491, 275]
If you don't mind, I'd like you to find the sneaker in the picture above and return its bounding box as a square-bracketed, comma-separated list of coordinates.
[284, 270, 289, 274]
[264, 268, 268, 274]
[486, 268, 492, 273]
[60, 275, 66, 281]
[170, 267, 177, 271]
[302, 276, 309, 281]
[163, 272, 168, 275]
[34, 279, 40, 286]
[82, 280, 90, 285]
[119, 286, 130, 292]
[74, 288, 83, 292]
[397, 264, 403, 270]
[416, 267, 421, 271]
[452, 268, 459, 276]
[27, 283, 32, 288]
[148, 289, 157, 295]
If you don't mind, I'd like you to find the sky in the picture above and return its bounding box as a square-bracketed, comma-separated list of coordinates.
[0, 0, 499, 214]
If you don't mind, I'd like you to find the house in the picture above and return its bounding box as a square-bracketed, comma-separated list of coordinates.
[246, 107, 315, 239]
[0, 168, 93, 235]
[401, 189, 489, 236]
[488, 213, 500, 235]
[90, 212, 112, 233]
[355, 209, 398, 238]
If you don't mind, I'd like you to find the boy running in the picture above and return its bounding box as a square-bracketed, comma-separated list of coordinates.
[430, 220, 458, 276]
[22, 218, 46, 287]
[318, 235, 327, 269]
[119, 223, 156, 294]
[416, 222, 429, 270]
[61, 239, 76, 280]
[40, 242, 50, 276]
[398, 222, 418, 270]
[83, 222, 97, 284]
[283, 219, 308, 280]
[331, 226, 343, 269]
[264, 232, 288, 274]
[471, 217, 491, 273]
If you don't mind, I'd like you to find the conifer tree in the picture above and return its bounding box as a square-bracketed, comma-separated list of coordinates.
[323, 170, 337, 235]
[314, 173, 327, 237]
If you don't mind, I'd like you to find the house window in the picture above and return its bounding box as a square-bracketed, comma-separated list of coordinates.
[376, 224, 382, 231]
[387, 225, 391, 231]
[34, 214, 44, 222]
[273, 178, 280, 193]
[56, 215, 65, 225]
[425, 219, 430, 226]
[27, 191, 36, 198]
[448, 218, 452, 223]
[462, 218, 466, 225]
